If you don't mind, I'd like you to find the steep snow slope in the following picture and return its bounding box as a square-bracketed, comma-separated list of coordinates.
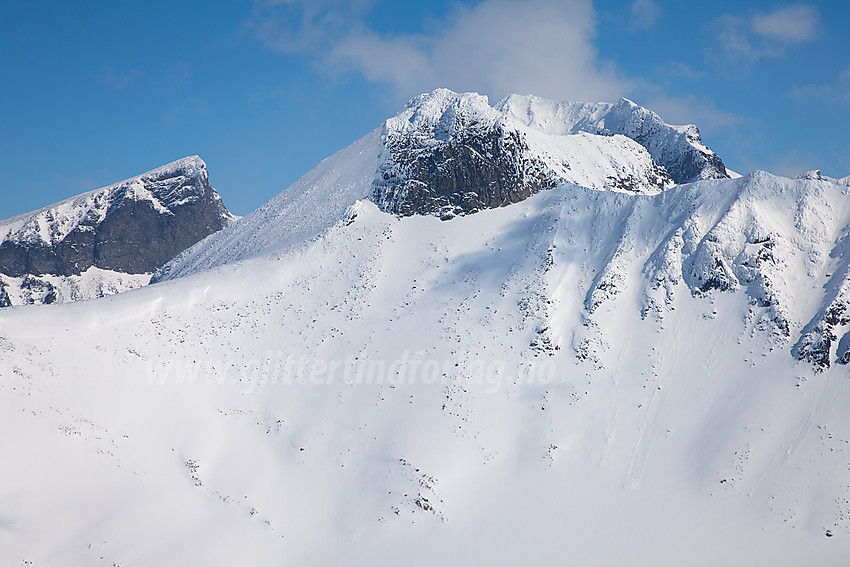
[0, 156, 234, 306]
[3, 171, 850, 566]
[152, 130, 383, 282]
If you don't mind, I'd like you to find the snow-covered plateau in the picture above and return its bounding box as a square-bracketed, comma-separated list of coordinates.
[2, 90, 850, 566]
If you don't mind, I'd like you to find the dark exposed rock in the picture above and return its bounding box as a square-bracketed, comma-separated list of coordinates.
[697, 258, 737, 293]
[374, 121, 556, 217]
[795, 296, 850, 370]
[794, 324, 835, 371]
[16, 275, 58, 305]
[0, 156, 234, 279]
[372, 90, 688, 219]
[0, 279, 10, 308]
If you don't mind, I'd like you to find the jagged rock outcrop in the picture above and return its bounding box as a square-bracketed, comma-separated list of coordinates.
[373, 91, 558, 218]
[372, 89, 725, 218]
[375, 117, 556, 219]
[0, 279, 11, 307]
[0, 156, 235, 306]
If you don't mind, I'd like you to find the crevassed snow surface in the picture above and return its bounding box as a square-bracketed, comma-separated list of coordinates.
[3, 171, 850, 566]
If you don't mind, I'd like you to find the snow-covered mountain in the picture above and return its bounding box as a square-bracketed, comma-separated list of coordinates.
[154, 89, 727, 281]
[374, 89, 681, 217]
[498, 93, 730, 183]
[0, 156, 235, 306]
[2, 90, 850, 566]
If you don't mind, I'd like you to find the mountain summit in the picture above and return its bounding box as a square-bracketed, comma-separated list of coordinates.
[0, 156, 234, 306]
[154, 89, 728, 280]
[375, 89, 727, 217]
[3, 90, 850, 566]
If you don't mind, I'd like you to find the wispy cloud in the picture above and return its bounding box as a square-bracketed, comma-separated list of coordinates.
[630, 0, 661, 31]
[656, 61, 705, 81]
[244, 0, 742, 144]
[247, 0, 628, 104]
[99, 66, 144, 91]
[792, 65, 850, 104]
[244, 0, 374, 54]
[763, 148, 825, 178]
[711, 4, 821, 64]
[98, 61, 194, 92]
[751, 5, 819, 42]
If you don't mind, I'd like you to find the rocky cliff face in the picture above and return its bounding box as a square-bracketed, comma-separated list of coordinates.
[375, 113, 556, 219]
[0, 156, 234, 306]
[372, 90, 725, 218]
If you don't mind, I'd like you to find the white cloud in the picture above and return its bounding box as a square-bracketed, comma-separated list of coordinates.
[713, 15, 759, 62]
[336, 0, 628, 103]
[249, 0, 628, 104]
[99, 66, 144, 91]
[751, 5, 819, 42]
[711, 4, 821, 64]
[630, 0, 661, 30]
[791, 65, 850, 104]
[244, 0, 374, 54]
[329, 32, 434, 94]
[244, 0, 742, 142]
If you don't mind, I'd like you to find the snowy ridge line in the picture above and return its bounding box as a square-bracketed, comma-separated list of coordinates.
[497, 93, 730, 183]
[796, 169, 850, 186]
[152, 129, 383, 282]
[156, 89, 729, 281]
[564, 169, 850, 370]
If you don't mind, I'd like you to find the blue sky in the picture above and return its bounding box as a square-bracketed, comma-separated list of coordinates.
[2, 0, 849, 219]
